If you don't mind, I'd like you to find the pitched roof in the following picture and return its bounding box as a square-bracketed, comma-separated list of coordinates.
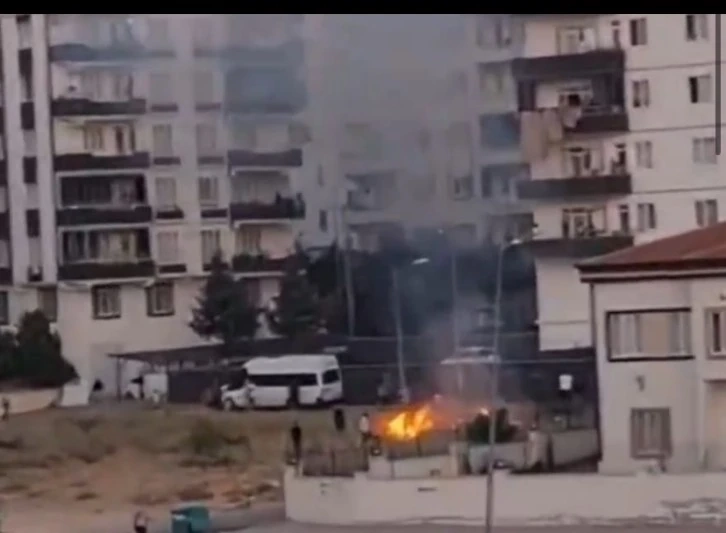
[577, 221, 726, 274]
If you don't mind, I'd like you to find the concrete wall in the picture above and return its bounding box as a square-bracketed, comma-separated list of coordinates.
[285, 468, 726, 526]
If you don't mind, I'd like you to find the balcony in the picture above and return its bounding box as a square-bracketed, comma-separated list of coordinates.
[52, 98, 146, 117]
[522, 233, 634, 259]
[196, 39, 304, 65]
[58, 260, 155, 281]
[228, 149, 302, 168]
[231, 253, 291, 274]
[55, 153, 150, 172]
[512, 48, 624, 81]
[567, 105, 629, 134]
[56, 205, 152, 226]
[50, 43, 173, 62]
[230, 196, 305, 221]
[518, 169, 632, 200]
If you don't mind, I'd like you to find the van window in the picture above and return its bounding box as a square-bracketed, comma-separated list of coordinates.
[250, 373, 317, 387]
[322, 369, 341, 384]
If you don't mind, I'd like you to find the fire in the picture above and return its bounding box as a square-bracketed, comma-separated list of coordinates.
[383, 404, 435, 441]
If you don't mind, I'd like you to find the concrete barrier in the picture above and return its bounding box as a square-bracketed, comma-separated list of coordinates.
[284, 468, 726, 527]
[0, 388, 59, 415]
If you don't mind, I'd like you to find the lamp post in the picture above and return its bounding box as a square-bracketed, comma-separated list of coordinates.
[484, 236, 522, 533]
[391, 256, 429, 404]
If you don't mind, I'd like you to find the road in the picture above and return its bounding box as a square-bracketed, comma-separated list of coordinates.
[241, 526, 726, 533]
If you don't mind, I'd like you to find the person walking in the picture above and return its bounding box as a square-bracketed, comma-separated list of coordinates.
[290, 420, 303, 466]
[358, 411, 372, 448]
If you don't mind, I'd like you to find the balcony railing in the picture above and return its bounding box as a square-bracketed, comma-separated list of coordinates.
[518, 165, 632, 200]
[56, 205, 152, 226]
[52, 98, 147, 116]
[229, 196, 305, 221]
[50, 42, 173, 62]
[566, 104, 629, 134]
[512, 48, 624, 81]
[522, 231, 634, 259]
[231, 253, 291, 274]
[227, 149, 302, 167]
[54, 152, 150, 172]
[58, 258, 155, 280]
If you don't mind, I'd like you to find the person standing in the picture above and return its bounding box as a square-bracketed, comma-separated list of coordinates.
[133, 510, 149, 533]
[358, 411, 371, 448]
[290, 420, 303, 466]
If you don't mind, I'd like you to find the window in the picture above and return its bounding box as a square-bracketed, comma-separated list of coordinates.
[37, 287, 57, 322]
[156, 230, 179, 264]
[62, 229, 150, 263]
[192, 17, 214, 49]
[629, 18, 648, 46]
[0, 291, 8, 325]
[195, 123, 218, 155]
[235, 227, 261, 254]
[636, 202, 657, 231]
[149, 72, 172, 104]
[318, 209, 328, 232]
[322, 369, 341, 384]
[83, 125, 104, 151]
[686, 14, 708, 41]
[201, 229, 222, 265]
[707, 309, 726, 355]
[154, 176, 176, 209]
[476, 16, 513, 49]
[695, 199, 719, 227]
[451, 175, 473, 200]
[557, 27, 596, 54]
[197, 176, 219, 207]
[632, 79, 650, 108]
[110, 73, 133, 100]
[288, 123, 311, 145]
[479, 113, 519, 149]
[607, 310, 690, 359]
[478, 64, 507, 96]
[635, 141, 653, 168]
[561, 207, 606, 238]
[152, 124, 173, 157]
[611, 20, 621, 48]
[146, 282, 174, 316]
[618, 204, 630, 232]
[193, 70, 214, 103]
[689, 74, 712, 103]
[693, 136, 717, 164]
[92, 285, 121, 319]
[631, 408, 671, 459]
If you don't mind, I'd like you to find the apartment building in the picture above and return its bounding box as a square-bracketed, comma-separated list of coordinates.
[0, 14, 325, 388]
[515, 14, 722, 355]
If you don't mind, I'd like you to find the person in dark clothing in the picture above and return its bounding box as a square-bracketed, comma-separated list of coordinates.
[333, 406, 346, 433]
[288, 380, 300, 408]
[290, 420, 302, 465]
[1, 397, 9, 421]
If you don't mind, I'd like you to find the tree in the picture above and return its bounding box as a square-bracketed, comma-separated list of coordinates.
[13, 310, 76, 388]
[189, 253, 259, 354]
[267, 262, 321, 339]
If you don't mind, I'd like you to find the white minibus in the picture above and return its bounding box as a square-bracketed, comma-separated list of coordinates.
[220, 354, 343, 410]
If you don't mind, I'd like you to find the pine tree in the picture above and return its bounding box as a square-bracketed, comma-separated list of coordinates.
[14, 310, 76, 388]
[189, 253, 259, 354]
[267, 262, 321, 339]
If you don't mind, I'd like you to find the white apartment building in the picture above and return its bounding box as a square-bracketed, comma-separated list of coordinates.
[515, 14, 723, 354]
[0, 14, 328, 389]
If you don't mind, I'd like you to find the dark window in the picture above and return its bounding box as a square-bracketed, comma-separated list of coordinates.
[322, 369, 341, 384]
[0, 291, 8, 325]
[250, 373, 317, 387]
[479, 113, 520, 149]
[145, 282, 174, 317]
[37, 287, 57, 322]
[92, 285, 121, 319]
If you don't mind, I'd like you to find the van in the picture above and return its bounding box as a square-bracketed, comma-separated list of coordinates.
[220, 354, 343, 410]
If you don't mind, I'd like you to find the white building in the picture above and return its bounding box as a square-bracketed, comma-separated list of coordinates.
[515, 14, 721, 356]
[578, 221, 726, 474]
[0, 14, 330, 389]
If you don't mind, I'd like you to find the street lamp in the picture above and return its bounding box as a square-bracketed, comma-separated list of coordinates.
[484, 228, 535, 533]
[391, 256, 429, 404]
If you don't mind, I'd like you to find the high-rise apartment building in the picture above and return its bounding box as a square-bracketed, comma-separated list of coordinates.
[514, 14, 721, 355]
[0, 14, 327, 386]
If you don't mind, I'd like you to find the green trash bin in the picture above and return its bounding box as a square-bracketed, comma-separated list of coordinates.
[171, 505, 211, 533]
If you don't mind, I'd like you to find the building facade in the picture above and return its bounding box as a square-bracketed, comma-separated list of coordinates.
[579, 222, 726, 474]
[0, 14, 329, 388]
[515, 14, 722, 355]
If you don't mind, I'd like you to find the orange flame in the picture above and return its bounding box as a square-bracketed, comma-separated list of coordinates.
[384, 404, 435, 441]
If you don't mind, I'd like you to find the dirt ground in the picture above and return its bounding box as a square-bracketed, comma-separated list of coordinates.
[0, 403, 366, 533]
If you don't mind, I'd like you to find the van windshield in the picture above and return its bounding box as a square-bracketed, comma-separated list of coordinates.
[249, 373, 317, 387]
[322, 369, 341, 384]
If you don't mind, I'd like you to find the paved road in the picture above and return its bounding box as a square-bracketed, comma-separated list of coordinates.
[241, 526, 726, 533]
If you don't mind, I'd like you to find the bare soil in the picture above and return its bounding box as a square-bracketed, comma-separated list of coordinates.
[0, 403, 365, 532]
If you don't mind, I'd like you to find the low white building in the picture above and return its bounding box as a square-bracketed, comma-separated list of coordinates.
[578, 221, 726, 474]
